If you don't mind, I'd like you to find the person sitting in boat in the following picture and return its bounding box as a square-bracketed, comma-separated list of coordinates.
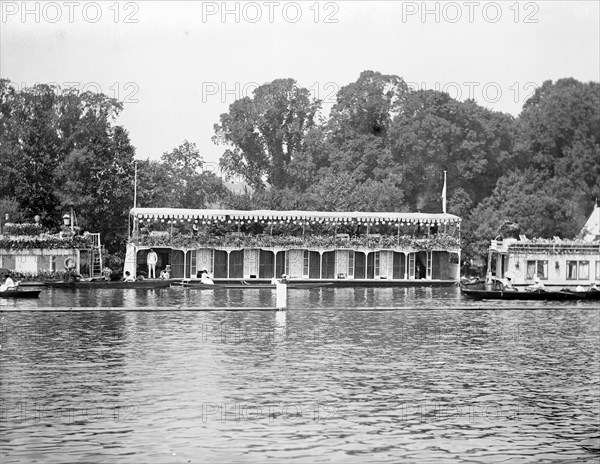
[271, 274, 289, 285]
[527, 277, 546, 291]
[122, 271, 135, 282]
[499, 273, 516, 291]
[198, 267, 214, 285]
[0, 273, 18, 291]
[63, 259, 82, 283]
[160, 265, 171, 280]
[589, 282, 599, 292]
[575, 284, 586, 292]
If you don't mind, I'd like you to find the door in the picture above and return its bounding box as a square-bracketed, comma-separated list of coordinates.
[393, 252, 405, 279]
[355, 252, 366, 279]
[366, 252, 375, 279]
[229, 250, 244, 278]
[322, 251, 336, 279]
[186, 250, 197, 278]
[308, 251, 321, 279]
[408, 253, 416, 279]
[426, 251, 432, 280]
[213, 250, 228, 278]
[432, 251, 442, 280]
[170, 250, 184, 278]
[259, 250, 274, 278]
[275, 251, 286, 278]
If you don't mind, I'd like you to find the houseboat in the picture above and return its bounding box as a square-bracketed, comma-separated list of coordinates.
[123, 208, 462, 286]
[0, 214, 104, 279]
[486, 204, 600, 288]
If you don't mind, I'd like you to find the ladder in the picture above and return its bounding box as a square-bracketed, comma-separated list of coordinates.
[89, 233, 104, 278]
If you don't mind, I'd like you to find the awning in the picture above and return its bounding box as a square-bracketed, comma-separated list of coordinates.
[130, 208, 461, 225]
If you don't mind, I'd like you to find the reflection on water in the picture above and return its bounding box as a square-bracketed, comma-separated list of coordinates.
[1, 287, 599, 463]
[1, 285, 598, 310]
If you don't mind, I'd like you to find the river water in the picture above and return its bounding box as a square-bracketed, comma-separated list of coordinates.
[1, 287, 599, 463]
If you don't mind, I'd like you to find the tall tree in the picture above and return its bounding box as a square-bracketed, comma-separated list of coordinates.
[516, 78, 600, 201]
[390, 90, 515, 212]
[214, 78, 321, 190]
[0, 80, 136, 252]
[135, 141, 230, 210]
[324, 71, 409, 182]
[464, 78, 600, 261]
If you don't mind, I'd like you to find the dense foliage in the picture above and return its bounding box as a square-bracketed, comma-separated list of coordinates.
[1, 74, 598, 268]
[215, 74, 600, 263]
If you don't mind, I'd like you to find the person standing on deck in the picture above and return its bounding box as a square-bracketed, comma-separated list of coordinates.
[147, 249, 158, 279]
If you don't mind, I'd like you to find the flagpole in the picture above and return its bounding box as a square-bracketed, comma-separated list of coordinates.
[134, 160, 138, 210]
[442, 170, 447, 214]
[131, 160, 138, 240]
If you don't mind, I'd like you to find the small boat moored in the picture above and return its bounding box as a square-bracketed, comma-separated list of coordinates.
[44, 280, 171, 289]
[178, 280, 332, 289]
[0, 289, 42, 298]
[460, 286, 599, 301]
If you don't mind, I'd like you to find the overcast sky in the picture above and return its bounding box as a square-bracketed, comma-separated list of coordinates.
[2, 1, 599, 168]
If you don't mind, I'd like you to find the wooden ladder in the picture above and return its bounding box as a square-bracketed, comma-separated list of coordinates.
[89, 233, 104, 278]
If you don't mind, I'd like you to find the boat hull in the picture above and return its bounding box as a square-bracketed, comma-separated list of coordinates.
[177, 278, 456, 288]
[44, 280, 171, 289]
[0, 290, 41, 298]
[174, 280, 333, 290]
[461, 287, 599, 301]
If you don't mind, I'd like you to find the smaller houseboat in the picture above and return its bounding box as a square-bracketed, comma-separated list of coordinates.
[485, 204, 600, 289]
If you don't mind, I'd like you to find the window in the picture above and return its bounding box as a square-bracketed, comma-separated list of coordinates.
[567, 261, 578, 280]
[596, 261, 600, 280]
[579, 261, 589, 280]
[303, 250, 309, 277]
[374, 251, 380, 277]
[568, 260, 591, 280]
[526, 260, 548, 280]
[190, 250, 197, 278]
[348, 251, 354, 277]
[285, 253, 290, 276]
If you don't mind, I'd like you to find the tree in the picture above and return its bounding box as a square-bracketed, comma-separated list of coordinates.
[323, 71, 409, 182]
[1, 80, 135, 252]
[328, 70, 408, 139]
[0, 81, 63, 219]
[135, 141, 230, 210]
[214, 79, 321, 190]
[390, 90, 515, 212]
[516, 78, 600, 200]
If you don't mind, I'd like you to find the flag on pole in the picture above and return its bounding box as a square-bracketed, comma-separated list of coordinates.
[442, 170, 447, 214]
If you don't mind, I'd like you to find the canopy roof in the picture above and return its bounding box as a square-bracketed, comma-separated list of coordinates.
[580, 204, 600, 242]
[130, 208, 461, 225]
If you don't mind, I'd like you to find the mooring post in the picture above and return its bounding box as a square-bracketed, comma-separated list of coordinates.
[276, 280, 287, 310]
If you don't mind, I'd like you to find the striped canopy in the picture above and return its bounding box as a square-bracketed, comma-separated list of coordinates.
[130, 208, 461, 225]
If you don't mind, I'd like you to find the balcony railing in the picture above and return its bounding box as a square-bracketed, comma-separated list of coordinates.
[131, 232, 461, 251]
[0, 233, 93, 250]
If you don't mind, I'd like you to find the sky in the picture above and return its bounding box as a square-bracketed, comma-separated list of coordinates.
[1, 1, 599, 170]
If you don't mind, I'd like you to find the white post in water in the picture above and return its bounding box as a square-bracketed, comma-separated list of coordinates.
[276, 279, 287, 310]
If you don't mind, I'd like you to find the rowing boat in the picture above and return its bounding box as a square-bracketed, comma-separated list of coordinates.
[180, 281, 332, 290]
[460, 287, 599, 301]
[223, 282, 333, 289]
[0, 289, 41, 298]
[44, 280, 171, 289]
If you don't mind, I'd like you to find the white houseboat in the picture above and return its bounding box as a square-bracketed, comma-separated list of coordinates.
[0, 213, 104, 279]
[486, 204, 600, 288]
[123, 208, 462, 286]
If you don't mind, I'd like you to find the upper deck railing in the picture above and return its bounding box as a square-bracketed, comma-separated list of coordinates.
[491, 238, 599, 254]
[130, 231, 461, 252]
